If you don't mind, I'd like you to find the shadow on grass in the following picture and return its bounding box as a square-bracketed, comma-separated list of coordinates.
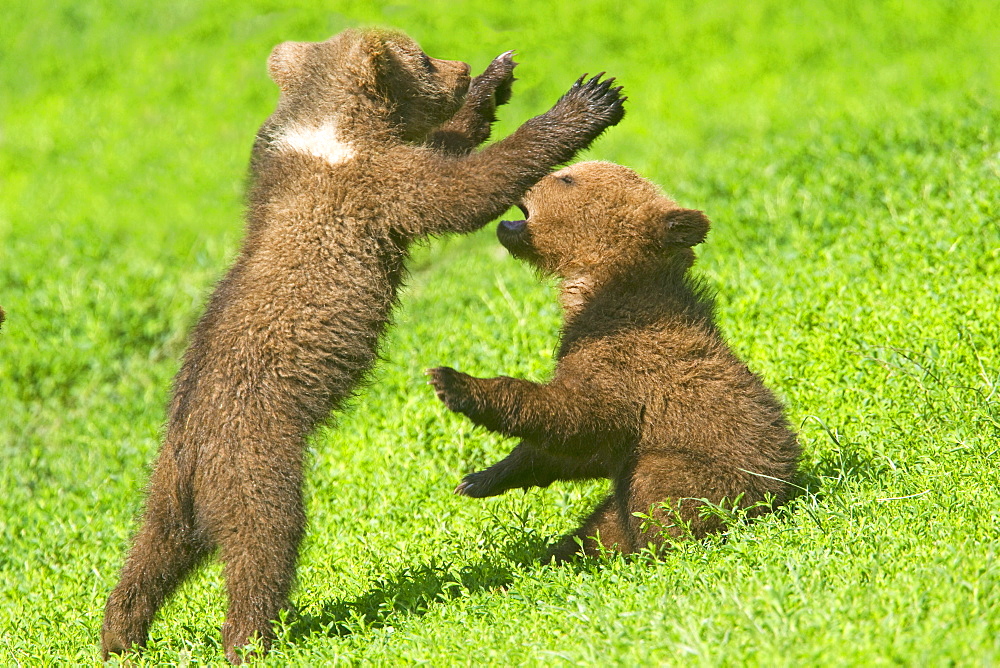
[288, 533, 550, 640]
[288, 447, 863, 643]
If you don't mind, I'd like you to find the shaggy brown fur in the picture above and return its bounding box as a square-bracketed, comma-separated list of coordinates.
[101, 30, 625, 663]
[429, 161, 799, 561]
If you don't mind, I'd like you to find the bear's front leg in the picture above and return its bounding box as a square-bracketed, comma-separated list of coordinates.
[456, 440, 610, 498]
[404, 73, 625, 237]
[427, 364, 634, 451]
[427, 366, 540, 436]
[427, 365, 583, 444]
[457, 442, 560, 497]
[426, 51, 517, 154]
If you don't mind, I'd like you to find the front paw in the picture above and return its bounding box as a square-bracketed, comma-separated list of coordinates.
[426, 366, 475, 415]
[455, 468, 508, 498]
[554, 73, 626, 129]
[469, 50, 517, 111]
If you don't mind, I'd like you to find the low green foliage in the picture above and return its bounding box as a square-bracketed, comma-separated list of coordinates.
[1, 0, 998, 665]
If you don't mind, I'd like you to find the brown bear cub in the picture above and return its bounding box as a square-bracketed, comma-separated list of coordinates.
[102, 29, 625, 663]
[429, 161, 800, 561]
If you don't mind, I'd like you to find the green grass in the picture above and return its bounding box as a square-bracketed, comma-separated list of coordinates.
[2, 0, 998, 665]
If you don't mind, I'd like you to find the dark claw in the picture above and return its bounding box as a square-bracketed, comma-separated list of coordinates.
[455, 468, 507, 498]
[456, 481, 486, 498]
[542, 71, 626, 147]
[471, 51, 518, 109]
[487, 50, 517, 73]
[455, 480, 477, 496]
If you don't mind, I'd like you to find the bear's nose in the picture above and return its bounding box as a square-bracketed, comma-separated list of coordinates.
[500, 219, 526, 232]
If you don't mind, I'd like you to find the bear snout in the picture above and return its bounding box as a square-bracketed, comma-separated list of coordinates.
[499, 219, 526, 232]
[496, 219, 535, 262]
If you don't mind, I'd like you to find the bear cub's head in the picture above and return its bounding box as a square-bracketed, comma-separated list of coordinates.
[267, 29, 471, 143]
[498, 161, 711, 281]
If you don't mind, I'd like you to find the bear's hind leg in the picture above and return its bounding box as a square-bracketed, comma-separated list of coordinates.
[626, 453, 726, 549]
[215, 468, 305, 664]
[102, 462, 210, 659]
[547, 493, 631, 563]
[456, 441, 607, 498]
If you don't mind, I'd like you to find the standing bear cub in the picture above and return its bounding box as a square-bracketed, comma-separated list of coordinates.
[102, 29, 624, 663]
[430, 161, 800, 560]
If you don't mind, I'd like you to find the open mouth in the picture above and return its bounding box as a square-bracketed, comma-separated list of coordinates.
[498, 202, 529, 232]
[497, 202, 534, 259]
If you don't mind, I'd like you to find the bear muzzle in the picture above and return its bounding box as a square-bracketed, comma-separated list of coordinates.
[499, 219, 526, 233]
[497, 217, 537, 263]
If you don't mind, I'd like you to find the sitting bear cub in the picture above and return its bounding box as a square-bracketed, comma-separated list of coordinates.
[430, 161, 800, 560]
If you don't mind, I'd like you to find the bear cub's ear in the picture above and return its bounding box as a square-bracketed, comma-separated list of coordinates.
[268, 41, 310, 91]
[660, 207, 711, 247]
[638, 199, 711, 248]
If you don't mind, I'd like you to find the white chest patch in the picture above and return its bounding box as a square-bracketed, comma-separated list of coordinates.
[278, 121, 356, 165]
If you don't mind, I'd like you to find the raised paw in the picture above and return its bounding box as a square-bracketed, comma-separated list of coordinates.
[555, 72, 627, 128]
[483, 50, 517, 106]
[469, 50, 518, 111]
[426, 366, 474, 415]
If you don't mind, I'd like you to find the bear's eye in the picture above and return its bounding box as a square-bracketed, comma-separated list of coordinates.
[558, 175, 575, 185]
[420, 53, 436, 73]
